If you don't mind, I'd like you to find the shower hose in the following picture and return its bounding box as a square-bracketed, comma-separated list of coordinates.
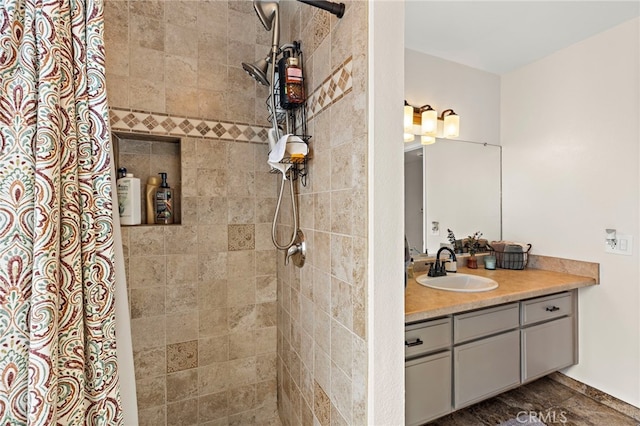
[268, 47, 299, 251]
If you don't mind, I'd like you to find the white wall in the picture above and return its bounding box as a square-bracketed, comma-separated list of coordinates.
[501, 18, 640, 406]
[369, 1, 405, 423]
[405, 49, 501, 144]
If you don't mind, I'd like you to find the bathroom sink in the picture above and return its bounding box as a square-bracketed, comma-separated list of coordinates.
[416, 273, 498, 293]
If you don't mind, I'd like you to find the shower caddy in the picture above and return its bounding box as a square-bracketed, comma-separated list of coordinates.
[242, 0, 345, 268]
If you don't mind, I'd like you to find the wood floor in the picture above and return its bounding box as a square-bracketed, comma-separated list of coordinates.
[426, 377, 638, 425]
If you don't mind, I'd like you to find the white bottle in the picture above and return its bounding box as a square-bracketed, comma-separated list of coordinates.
[117, 173, 141, 225]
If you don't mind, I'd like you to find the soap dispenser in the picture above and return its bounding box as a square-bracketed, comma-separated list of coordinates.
[154, 172, 173, 224]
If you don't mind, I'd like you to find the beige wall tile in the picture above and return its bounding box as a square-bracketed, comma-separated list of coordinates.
[137, 405, 166, 426]
[330, 362, 352, 424]
[228, 357, 257, 387]
[229, 330, 256, 360]
[198, 391, 228, 423]
[166, 312, 199, 344]
[129, 256, 167, 288]
[330, 277, 352, 330]
[313, 381, 330, 426]
[227, 384, 256, 415]
[131, 315, 166, 352]
[256, 352, 276, 382]
[165, 24, 198, 58]
[198, 280, 228, 311]
[199, 335, 230, 366]
[198, 252, 228, 281]
[131, 287, 165, 319]
[197, 197, 229, 225]
[133, 347, 166, 380]
[197, 225, 229, 253]
[256, 275, 277, 303]
[166, 255, 197, 286]
[167, 369, 198, 402]
[130, 226, 165, 256]
[199, 363, 230, 395]
[136, 375, 166, 410]
[199, 307, 229, 338]
[167, 398, 198, 425]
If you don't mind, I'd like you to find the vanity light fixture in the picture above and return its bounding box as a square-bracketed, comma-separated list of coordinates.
[403, 100, 460, 143]
[441, 109, 460, 138]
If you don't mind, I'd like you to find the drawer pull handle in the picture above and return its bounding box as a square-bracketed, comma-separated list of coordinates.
[545, 306, 560, 312]
[405, 338, 424, 347]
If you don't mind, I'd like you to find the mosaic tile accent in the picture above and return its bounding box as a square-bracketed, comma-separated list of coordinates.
[166, 340, 198, 373]
[109, 108, 269, 143]
[307, 56, 353, 120]
[228, 224, 255, 251]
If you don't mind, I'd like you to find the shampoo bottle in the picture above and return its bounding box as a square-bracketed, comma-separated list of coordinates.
[155, 172, 173, 225]
[145, 176, 160, 224]
[117, 173, 141, 225]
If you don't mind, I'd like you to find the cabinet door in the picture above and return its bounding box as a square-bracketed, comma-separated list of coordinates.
[454, 330, 520, 409]
[522, 316, 575, 383]
[405, 351, 451, 426]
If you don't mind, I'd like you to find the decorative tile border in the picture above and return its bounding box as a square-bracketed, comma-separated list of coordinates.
[109, 108, 269, 143]
[306, 56, 353, 119]
[109, 56, 353, 141]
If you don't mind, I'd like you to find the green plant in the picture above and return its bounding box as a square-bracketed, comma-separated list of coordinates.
[465, 231, 483, 255]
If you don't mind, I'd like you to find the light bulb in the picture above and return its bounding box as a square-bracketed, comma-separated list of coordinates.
[421, 108, 437, 136]
[443, 113, 459, 138]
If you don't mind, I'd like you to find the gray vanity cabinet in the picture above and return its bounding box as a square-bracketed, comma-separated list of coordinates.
[452, 304, 521, 409]
[405, 290, 578, 424]
[521, 292, 576, 382]
[405, 318, 452, 426]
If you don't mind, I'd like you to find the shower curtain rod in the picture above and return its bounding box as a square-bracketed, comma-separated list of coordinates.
[296, 0, 345, 18]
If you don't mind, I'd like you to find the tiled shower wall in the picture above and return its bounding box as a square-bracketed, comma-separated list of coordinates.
[276, 1, 369, 425]
[104, 1, 280, 424]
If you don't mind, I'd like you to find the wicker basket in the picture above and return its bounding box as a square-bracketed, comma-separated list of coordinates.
[492, 244, 532, 270]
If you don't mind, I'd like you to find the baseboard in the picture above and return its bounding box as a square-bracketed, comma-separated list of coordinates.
[548, 372, 640, 422]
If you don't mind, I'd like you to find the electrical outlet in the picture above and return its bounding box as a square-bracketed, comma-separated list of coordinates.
[605, 234, 633, 256]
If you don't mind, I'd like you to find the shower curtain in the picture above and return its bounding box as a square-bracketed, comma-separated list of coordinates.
[0, 0, 123, 424]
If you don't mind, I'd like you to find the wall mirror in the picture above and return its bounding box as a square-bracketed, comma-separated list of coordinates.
[404, 139, 502, 255]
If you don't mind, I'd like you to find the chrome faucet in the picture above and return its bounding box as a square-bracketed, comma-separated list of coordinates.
[428, 247, 457, 277]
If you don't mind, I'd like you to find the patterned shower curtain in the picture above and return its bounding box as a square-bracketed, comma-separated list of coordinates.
[0, 0, 123, 423]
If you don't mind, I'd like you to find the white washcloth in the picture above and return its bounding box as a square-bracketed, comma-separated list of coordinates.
[268, 133, 289, 163]
[267, 161, 291, 180]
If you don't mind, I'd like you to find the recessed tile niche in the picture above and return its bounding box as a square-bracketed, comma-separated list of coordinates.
[113, 132, 182, 225]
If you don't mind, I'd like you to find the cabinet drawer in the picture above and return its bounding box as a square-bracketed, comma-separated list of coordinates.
[522, 316, 575, 382]
[405, 351, 452, 426]
[454, 303, 519, 344]
[521, 292, 572, 326]
[405, 318, 452, 359]
[454, 329, 520, 409]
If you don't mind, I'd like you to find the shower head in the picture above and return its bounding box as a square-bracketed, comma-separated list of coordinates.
[253, 0, 280, 51]
[254, 0, 278, 31]
[241, 56, 270, 86]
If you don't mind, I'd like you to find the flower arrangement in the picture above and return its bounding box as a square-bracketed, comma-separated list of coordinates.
[465, 231, 483, 256]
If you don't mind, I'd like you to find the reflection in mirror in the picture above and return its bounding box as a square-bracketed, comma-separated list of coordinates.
[404, 148, 424, 254]
[404, 139, 502, 255]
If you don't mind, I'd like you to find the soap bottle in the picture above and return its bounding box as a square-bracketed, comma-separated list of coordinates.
[279, 53, 304, 109]
[117, 172, 141, 225]
[145, 175, 160, 224]
[154, 172, 173, 225]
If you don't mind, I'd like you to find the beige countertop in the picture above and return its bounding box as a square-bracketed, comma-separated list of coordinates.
[405, 266, 597, 323]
